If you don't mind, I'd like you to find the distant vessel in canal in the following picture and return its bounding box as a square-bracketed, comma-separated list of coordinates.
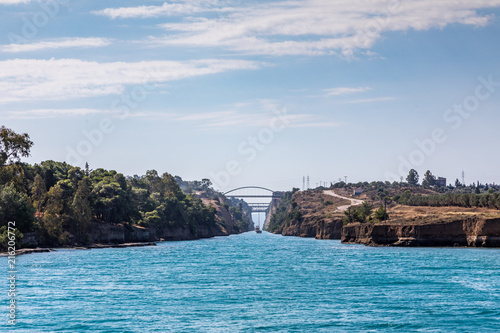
[255, 226, 262, 233]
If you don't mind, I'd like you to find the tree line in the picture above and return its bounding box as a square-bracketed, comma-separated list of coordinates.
[403, 192, 500, 209]
[0, 126, 250, 248]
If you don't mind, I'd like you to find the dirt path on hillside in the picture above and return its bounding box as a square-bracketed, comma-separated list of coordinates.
[323, 190, 364, 212]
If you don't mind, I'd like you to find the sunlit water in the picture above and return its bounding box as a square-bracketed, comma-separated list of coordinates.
[1, 232, 499, 332]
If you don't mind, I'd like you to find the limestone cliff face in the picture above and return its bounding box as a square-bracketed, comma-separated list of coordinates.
[155, 224, 224, 241]
[341, 217, 500, 247]
[316, 219, 344, 239]
[266, 190, 348, 238]
[280, 217, 343, 239]
[87, 221, 227, 244]
[89, 223, 127, 244]
[264, 197, 281, 230]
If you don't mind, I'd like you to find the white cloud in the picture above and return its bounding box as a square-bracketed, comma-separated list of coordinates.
[0, 37, 112, 53]
[156, 99, 344, 129]
[93, 0, 230, 19]
[139, 0, 500, 56]
[4, 108, 107, 119]
[343, 96, 396, 104]
[0, 0, 33, 4]
[323, 87, 372, 96]
[0, 58, 261, 102]
[4, 100, 342, 129]
[175, 109, 342, 129]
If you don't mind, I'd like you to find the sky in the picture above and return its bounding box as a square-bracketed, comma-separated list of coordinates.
[1, 0, 500, 193]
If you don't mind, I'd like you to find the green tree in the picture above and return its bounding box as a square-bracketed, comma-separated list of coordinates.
[0, 226, 23, 251]
[374, 205, 389, 221]
[422, 170, 436, 187]
[399, 190, 411, 205]
[0, 183, 35, 232]
[343, 203, 373, 223]
[201, 178, 212, 189]
[31, 174, 47, 212]
[359, 202, 373, 219]
[71, 178, 93, 243]
[68, 167, 84, 188]
[406, 169, 419, 186]
[42, 185, 68, 245]
[0, 126, 33, 167]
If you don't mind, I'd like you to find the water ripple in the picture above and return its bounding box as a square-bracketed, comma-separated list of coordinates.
[1, 232, 499, 332]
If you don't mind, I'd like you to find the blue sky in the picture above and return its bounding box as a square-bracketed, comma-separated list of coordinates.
[1, 0, 500, 192]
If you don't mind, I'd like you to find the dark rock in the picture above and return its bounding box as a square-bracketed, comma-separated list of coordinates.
[341, 217, 500, 247]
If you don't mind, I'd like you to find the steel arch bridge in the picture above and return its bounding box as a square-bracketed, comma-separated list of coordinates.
[223, 186, 283, 213]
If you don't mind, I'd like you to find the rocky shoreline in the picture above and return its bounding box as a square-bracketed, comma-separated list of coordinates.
[265, 189, 500, 248]
[341, 217, 500, 247]
[270, 216, 500, 248]
[0, 242, 158, 257]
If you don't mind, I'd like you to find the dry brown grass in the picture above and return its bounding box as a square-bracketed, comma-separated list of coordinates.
[385, 204, 500, 225]
[294, 191, 350, 218]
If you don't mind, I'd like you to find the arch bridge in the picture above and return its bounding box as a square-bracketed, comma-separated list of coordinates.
[223, 186, 283, 213]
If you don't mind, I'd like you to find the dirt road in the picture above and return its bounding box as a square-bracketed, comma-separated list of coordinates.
[323, 190, 364, 212]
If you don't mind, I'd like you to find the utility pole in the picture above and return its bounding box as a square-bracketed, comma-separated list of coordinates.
[344, 176, 347, 183]
[462, 171, 465, 185]
[302, 176, 305, 191]
[307, 175, 310, 189]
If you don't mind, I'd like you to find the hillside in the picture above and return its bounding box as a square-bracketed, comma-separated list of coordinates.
[265, 185, 500, 247]
[0, 160, 253, 251]
[266, 189, 350, 238]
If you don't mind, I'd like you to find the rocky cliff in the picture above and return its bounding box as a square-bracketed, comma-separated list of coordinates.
[281, 217, 344, 239]
[341, 217, 500, 247]
[263, 189, 500, 248]
[266, 189, 349, 238]
[264, 197, 281, 230]
[19, 194, 253, 249]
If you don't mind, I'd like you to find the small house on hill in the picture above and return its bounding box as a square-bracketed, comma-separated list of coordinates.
[353, 188, 363, 196]
[436, 177, 446, 187]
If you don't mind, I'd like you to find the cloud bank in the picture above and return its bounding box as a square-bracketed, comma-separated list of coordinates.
[0, 38, 112, 53]
[0, 58, 261, 102]
[93, 0, 500, 56]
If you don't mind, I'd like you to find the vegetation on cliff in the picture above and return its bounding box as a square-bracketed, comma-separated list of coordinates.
[0, 126, 252, 249]
[342, 202, 389, 224]
[175, 176, 253, 233]
[266, 189, 299, 233]
[267, 188, 351, 235]
[265, 167, 499, 245]
[331, 168, 500, 213]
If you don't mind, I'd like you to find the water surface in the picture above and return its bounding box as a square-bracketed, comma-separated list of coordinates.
[2, 232, 499, 332]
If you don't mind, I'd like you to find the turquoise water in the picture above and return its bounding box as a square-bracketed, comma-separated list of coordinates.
[2, 232, 499, 332]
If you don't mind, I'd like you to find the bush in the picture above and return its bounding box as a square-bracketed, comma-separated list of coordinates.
[374, 205, 389, 221]
[0, 226, 23, 251]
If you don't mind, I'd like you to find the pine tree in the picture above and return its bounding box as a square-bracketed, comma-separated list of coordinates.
[31, 174, 46, 212]
[71, 178, 93, 244]
[406, 169, 419, 186]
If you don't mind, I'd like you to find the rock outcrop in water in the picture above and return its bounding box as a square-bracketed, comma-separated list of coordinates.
[341, 217, 500, 247]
